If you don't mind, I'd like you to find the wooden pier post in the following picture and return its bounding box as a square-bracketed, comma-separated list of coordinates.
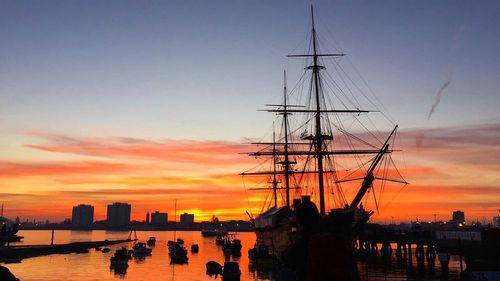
[438, 252, 450, 280]
[458, 238, 464, 274]
[50, 229, 55, 245]
[381, 241, 392, 263]
[408, 243, 412, 265]
[396, 243, 402, 257]
[426, 243, 436, 274]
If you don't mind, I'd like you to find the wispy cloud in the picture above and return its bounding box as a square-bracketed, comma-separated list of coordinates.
[428, 73, 453, 120]
[0, 161, 129, 177]
[24, 132, 248, 165]
[1, 124, 498, 222]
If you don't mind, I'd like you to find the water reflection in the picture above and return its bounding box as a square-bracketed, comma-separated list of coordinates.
[5, 230, 464, 281]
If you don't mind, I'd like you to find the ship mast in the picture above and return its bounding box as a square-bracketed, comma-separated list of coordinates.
[272, 129, 278, 208]
[310, 7, 327, 215]
[241, 72, 295, 209]
[287, 6, 345, 215]
[282, 70, 292, 208]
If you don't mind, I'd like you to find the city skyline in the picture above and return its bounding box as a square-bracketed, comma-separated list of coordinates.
[1, 1, 499, 222]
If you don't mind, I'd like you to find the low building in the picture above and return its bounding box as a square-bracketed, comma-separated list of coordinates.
[180, 213, 194, 225]
[72, 204, 94, 230]
[150, 211, 168, 225]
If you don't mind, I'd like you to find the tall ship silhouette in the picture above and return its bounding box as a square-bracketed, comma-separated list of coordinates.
[242, 6, 408, 263]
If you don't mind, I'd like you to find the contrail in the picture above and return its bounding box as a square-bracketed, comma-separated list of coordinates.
[427, 74, 452, 120]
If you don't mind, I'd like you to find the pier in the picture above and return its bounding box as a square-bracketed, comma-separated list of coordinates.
[0, 239, 132, 262]
[356, 223, 500, 277]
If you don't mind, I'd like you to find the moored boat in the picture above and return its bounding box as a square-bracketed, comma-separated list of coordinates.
[132, 242, 152, 255]
[222, 262, 241, 281]
[191, 244, 199, 253]
[146, 236, 156, 246]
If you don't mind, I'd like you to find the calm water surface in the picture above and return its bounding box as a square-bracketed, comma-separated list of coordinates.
[5, 230, 463, 281]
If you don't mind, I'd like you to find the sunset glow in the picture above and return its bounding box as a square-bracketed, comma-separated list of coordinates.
[0, 123, 498, 223]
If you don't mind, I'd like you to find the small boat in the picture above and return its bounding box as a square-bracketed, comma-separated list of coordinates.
[167, 240, 180, 251]
[168, 200, 188, 264]
[168, 241, 188, 264]
[191, 244, 199, 253]
[146, 236, 156, 246]
[132, 242, 152, 255]
[222, 238, 242, 256]
[170, 254, 188, 264]
[222, 262, 241, 281]
[169, 244, 189, 264]
[206, 261, 223, 278]
[102, 247, 111, 253]
[169, 250, 189, 264]
[168, 242, 188, 256]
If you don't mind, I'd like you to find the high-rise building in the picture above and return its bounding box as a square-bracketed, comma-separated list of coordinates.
[151, 211, 168, 225]
[72, 204, 94, 229]
[451, 210, 465, 225]
[146, 212, 150, 224]
[106, 202, 131, 228]
[180, 212, 194, 225]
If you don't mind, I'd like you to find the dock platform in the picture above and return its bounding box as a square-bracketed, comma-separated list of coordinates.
[0, 239, 132, 262]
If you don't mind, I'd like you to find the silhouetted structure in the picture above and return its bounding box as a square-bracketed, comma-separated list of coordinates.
[145, 212, 150, 224]
[0, 265, 19, 281]
[106, 203, 131, 228]
[451, 210, 465, 226]
[493, 216, 499, 228]
[180, 213, 194, 225]
[150, 211, 168, 225]
[71, 204, 94, 230]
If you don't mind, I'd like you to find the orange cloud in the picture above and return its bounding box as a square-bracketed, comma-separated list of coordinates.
[0, 161, 129, 177]
[24, 133, 249, 166]
[1, 123, 498, 223]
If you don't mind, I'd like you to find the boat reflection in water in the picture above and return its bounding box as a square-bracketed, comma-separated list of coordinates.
[109, 247, 130, 276]
[5, 230, 465, 280]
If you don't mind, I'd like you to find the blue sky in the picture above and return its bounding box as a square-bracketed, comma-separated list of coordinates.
[1, 1, 499, 142]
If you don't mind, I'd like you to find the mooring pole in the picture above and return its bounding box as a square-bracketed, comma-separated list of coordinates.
[458, 238, 464, 274]
[51, 229, 55, 245]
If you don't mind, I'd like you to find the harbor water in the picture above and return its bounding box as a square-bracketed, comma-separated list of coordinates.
[5, 230, 463, 280]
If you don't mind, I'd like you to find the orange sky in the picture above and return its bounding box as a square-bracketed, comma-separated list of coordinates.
[1, 123, 499, 224]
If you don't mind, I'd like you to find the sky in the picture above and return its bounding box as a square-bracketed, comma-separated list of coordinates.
[0, 0, 499, 223]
